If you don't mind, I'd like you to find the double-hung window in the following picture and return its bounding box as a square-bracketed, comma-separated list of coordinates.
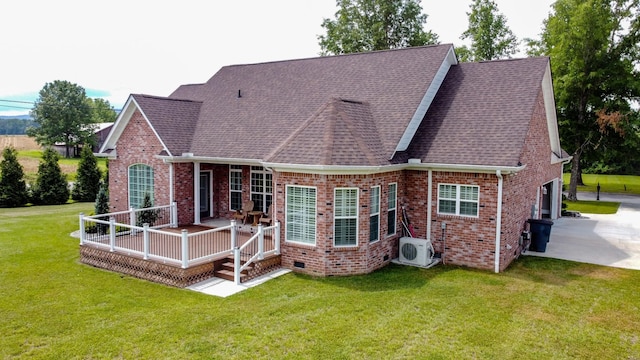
[286, 185, 316, 245]
[438, 184, 480, 217]
[334, 188, 358, 246]
[251, 166, 272, 213]
[369, 186, 380, 242]
[229, 165, 242, 211]
[387, 183, 397, 235]
[128, 164, 154, 209]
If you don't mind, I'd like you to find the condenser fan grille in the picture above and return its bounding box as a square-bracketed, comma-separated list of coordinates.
[401, 243, 418, 261]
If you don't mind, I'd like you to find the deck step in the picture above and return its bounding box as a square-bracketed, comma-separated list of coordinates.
[215, 269, 246, 282]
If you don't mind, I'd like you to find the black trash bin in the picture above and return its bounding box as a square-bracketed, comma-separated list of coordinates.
[527, 219, 554, 252]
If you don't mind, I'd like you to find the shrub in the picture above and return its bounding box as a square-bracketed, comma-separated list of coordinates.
[72, 146, 102, 202]
[31, 148, 69, 205]
[0, 147, 29, 207]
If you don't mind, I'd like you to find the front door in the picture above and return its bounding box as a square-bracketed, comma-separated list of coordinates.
[200, 171, 212, 219]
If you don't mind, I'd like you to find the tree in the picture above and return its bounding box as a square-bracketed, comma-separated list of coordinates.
[318, 0, 439, 55]
[0, 147, 29, 207]
[537, 0, 640, 200]
[87, 98, 118, 124]
[72, 146, 102, 202]
[31, 148, 69, 205]
[460, 0, 518, 61]
[136, 192, 158, 227]
[27, 80, 93, 158]
[94, 184, 110, 235]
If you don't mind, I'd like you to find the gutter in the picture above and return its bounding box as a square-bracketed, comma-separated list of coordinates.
[494, 170, 504, 273]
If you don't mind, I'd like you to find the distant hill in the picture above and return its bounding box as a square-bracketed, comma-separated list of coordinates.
[0, 114, 32, 120]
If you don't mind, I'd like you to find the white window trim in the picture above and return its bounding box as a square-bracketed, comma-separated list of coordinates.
[437, 183, 480, 218]
[387, 182, 397, 236]
[333, 187, 359, 247]
[229, 165, 242, 211]
[370, 185, 380, 243]
[285, 185, 317, 246]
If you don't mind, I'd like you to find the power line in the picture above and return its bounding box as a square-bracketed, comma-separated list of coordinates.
[0, 99, 34, 104]
[0, 104, 32, 110]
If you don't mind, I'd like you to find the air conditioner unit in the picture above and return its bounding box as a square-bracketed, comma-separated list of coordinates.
[399, 237, 434, 267]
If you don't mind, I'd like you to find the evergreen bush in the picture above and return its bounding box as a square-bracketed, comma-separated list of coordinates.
[31, 148, 70, 205]
[0, 147, 29, 207]
[72, 146, 102, 202]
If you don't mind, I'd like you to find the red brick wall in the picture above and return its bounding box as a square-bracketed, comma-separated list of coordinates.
[275, 171, 403, 276]
[499, 89, 564, 271]
[108, 110, 170, 212]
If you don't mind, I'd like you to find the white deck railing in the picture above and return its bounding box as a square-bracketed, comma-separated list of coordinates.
[79, 205, 281, 275]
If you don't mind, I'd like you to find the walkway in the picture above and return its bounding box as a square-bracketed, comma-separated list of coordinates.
[526, 192, 640, 271]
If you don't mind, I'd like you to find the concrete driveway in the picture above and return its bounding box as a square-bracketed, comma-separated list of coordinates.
[526, 192, 640, 271]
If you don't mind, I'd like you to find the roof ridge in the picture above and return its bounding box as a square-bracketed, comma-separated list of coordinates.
[132, 94, 203, 104]
[222, 44, 454, 69]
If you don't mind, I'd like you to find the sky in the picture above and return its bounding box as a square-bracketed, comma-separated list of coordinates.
[0, 0, 555, 117]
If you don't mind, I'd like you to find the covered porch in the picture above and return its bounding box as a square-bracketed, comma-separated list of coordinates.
[78, 204, 281, 287]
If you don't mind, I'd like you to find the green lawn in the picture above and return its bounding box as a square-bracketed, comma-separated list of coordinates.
[563, 173, 640, 195]
[1, 204, 639, 359]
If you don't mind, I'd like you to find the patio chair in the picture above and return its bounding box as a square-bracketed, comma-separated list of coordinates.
[232, 200, 254, 224]
[259, 204, 274, 226]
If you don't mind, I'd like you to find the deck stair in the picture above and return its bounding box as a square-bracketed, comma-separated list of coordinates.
[214, 258, 253, 282]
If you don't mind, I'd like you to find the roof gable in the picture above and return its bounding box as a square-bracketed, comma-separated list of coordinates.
[403, 57, 552, 167]
[100, 94, 201, 156]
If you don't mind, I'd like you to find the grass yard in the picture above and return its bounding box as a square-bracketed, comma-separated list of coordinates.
[564, 200, 620, 214]
[1, 204, 639, 359]
[563, 173, 640, 195]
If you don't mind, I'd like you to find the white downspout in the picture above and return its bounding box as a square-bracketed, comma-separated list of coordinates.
[426, 170, 432, 241]
[494, 170, 503, 273]
[194, 161, 201, 225]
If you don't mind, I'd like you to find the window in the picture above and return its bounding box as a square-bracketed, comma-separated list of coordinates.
[128, 164, 154, 209]
[369, 186, 380, 242]
[387, 183, 397, 235]
[229, 165, 242, 210]
[438, 184, 480, 217]
[334, 188, 358, 246]
[286, 186, 316, 245]
[251, 166, 272, 213]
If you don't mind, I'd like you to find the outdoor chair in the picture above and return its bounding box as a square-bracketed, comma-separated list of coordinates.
[232, 200, 254, 224]
[259, 204, 274, 226]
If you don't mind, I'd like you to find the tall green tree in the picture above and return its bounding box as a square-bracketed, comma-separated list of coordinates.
[86, 98, 118, 124]
[537, 0, 640, 200]
[0, 147, 29, 207]
[27, 80, 93, 158]
[459, 0, 518, 61]
[31, 148, 69, 205]
[318, 0, 439, 55]
[72, 146, 102, 202]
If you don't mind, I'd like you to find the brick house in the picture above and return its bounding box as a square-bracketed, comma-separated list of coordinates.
[99, 44, 570, 276]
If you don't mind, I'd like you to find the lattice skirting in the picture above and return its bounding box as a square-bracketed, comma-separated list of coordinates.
[245, 255, 282, 283]
[80, 245, 215, 288]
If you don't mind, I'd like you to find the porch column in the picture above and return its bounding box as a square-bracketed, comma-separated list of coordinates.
[169, 162, 174, 206]
[194, 161, 201, 225]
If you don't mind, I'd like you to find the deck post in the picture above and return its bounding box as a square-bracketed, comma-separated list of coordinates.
[129, 207, 136, 235]
[181, 229, 189, 269]
[234, 247, 241, 285]
[258, 224, 264, 260]
[171, 202, 178, 228]
[79, 213, 85, 245]
[143, 223, 150, 260]
[109, 217, 116, 252]
[230, 220, 237, 250]
[274, 221, 281, 255]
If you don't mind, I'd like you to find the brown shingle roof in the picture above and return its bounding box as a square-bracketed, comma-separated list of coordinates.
[169, 44, 454, 163]
[132, 94, 202, 156]
[403, 57, 550, 167]
[266, 98, 387, 166]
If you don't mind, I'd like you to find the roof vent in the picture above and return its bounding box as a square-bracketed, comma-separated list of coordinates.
[237, 89, 242, 98]
[408, 158, 422, 164]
